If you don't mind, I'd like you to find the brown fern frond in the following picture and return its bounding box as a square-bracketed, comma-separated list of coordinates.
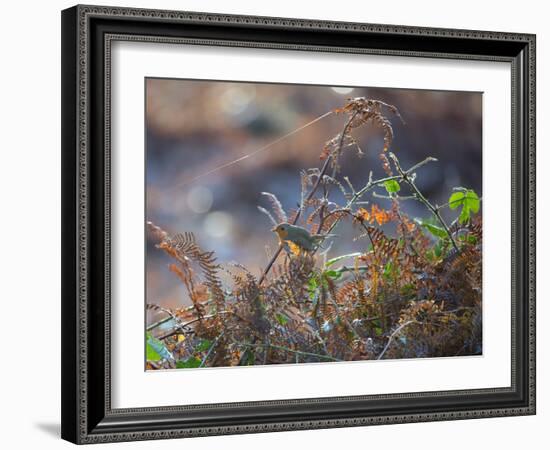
[319, 208, 351, 233]
[364, 226, 385, 247]
[257, 206, 278, 226]
[306, 203, 325, 225]
[146, 220, 169, 242]
[379, 153, 393, 176]
[378, 236, 401, 261]
[467, 215, 483, 243]
[319, 98, 403, 172]
[300, 169, 313, 207]
[334, 98, 404, 153]
[167, 232, 225, 311]
[261, 192, 288, 223]
[146, 96, 483, 368]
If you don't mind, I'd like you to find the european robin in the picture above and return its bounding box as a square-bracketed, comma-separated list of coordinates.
[272, 223, 335, 252]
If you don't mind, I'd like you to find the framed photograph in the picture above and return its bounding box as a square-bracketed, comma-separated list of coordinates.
[61, 5, 536, 444]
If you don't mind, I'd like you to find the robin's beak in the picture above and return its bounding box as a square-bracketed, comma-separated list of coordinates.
[271, 226, 277, 232]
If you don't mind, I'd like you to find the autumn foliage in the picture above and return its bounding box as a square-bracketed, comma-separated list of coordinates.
[146, 98, 482, 369]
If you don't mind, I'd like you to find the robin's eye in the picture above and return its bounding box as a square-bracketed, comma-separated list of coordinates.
[281, 226, 285, 231]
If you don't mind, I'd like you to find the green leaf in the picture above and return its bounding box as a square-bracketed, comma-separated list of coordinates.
[434, 241, 443, 258]
[241, 349, 255, 366]
[423, 223, 447, 239]
[194, 339, 213, 352]
[324, 270, 342, 280]
[467, 235, 478, 245]
[415, 218, 447, 239]
[384, 179, 401, 194]
[176, 356, 201, 369]
[449, 188, 480, 224]
[463, 190, 480, 213]
[146, 333, 173, 361]
[383, 261, 393, 279]
[146, 342, 162, 361]
[459, 205, 471, 224]
[449, 191, 465, 210]
[275, 313, 289, 326]
[307, 276, 318, 300]
[325, 252, 362, 267]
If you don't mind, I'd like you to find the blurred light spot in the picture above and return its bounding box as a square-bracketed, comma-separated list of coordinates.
[331, 87, 354, 94]
[204, 211, 234, 238]
[187, 186, 213, 214]
[220, 86, 256, 116]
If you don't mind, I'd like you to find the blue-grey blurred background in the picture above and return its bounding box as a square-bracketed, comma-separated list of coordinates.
[146, 78, 481, 310]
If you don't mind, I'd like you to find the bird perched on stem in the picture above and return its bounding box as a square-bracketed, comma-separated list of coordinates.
[272, 223, 335, 253]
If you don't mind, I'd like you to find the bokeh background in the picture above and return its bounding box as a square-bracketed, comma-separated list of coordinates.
[146, 78, 482, 311]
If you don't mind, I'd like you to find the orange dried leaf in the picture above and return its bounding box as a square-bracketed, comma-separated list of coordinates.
[355, 205, 391, 226]
[169, 263, 188, 282]
[371, 204, 391, 226]
[158, 241, 179, 259]
[355, 207, 371, 223]
[405, 220, 416, 232]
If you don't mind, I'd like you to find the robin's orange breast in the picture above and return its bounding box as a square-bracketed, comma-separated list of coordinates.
[277, 229, 289, 240]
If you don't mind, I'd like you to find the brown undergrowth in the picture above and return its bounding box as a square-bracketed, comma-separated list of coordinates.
[146, 98, 482, 369]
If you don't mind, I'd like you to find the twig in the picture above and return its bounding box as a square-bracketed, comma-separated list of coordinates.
[238, 342, 342, 362]
[360, 222, 377, 257]
[146, 314, 174, 332]
[334, 265, 369, 273]
[352, 157, 436, 204]
[389, 198, 420, 256]
[146, 303, 192, 335]
[311, 329, 331, 356]
[199, 332, 224, 368]
[377, 320, 417, 360]
[319, 157, 438, 242]
[343, 176, 356, 195]
[326, 294, 362, 340]
[388, 153, 459, 252]
[372, 192, 417, 201]
[158, 311, 231, 340]
[147, 298, 219, 332]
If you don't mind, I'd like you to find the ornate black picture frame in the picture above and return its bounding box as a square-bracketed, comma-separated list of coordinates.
[61, 4, 536, 444]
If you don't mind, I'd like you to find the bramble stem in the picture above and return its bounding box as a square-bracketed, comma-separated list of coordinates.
[388, 153, 459, 252]
[320, 156, 438, 239]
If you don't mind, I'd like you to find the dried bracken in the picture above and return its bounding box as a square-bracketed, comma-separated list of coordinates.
[146, 98, 482, 369]
[320, 97, 404, 171]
